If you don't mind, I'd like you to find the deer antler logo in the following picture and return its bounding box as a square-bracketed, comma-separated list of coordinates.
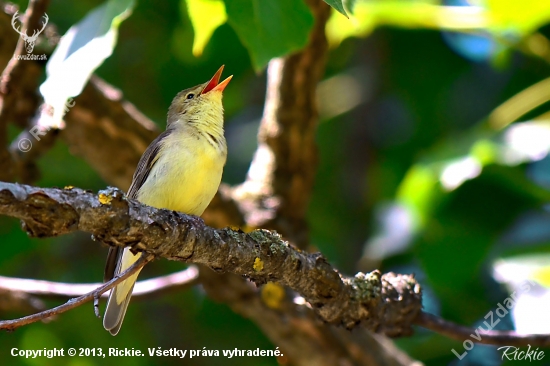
[11, 11, 49, 54]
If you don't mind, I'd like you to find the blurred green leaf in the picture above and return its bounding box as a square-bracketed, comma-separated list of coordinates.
[396, 165, 440, 226]
[4, 0, 550, 362]
[223, 0, 314, 71]
[186, 0, 227, 56]
[20, 327, 63, 366]
[39, 0, 135, 124]
[417, 164, 546, 322]
[390, 116, 550, 322]
[324, 0, 348, 17]
[396, 120, 550, 232]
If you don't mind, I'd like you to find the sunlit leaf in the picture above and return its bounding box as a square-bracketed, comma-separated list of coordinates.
[396, 165, 439, 226]
[370, 119, 550, 264]
[326, 1, 488, 48]
[494, 255, 550, 333]
[495, 254, 550, 290]
[39, 0, 135, 125]
[326, 0, 550, 50]
[487, 0, 550, 34]
[223, 0, 314, 71]
[326, 2, 375, 47]
[534, 267, 550, 288]
[413, 163, 546, 323]
[186, 0, 227, 56]
[384, 118, 550, 321]
[399, 120, 550, 226]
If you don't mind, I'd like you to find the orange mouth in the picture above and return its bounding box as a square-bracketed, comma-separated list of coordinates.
[201, 65, 233, 94]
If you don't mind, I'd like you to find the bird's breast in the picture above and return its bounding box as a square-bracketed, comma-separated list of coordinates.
[136, 131, 226, 216]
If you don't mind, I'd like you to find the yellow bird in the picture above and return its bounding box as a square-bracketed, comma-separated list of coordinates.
[103, 66, 232, 335]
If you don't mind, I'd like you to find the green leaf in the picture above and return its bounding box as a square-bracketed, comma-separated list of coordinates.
[223, 0, 314, 71]
[368, 120, 550, 266]
[324, 0, 347, 17]
[186, 0, 227, 56]
[39, 0, 135, 125]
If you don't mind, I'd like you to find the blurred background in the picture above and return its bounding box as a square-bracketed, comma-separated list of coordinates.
[2, 0, 550, 365]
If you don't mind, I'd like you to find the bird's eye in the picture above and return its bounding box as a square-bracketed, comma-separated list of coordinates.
[186, 93, 195, 100]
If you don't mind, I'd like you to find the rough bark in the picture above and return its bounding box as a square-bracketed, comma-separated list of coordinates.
[234, 0, 329, 249]
[0, 2, 424, 365]
[0, 1, 48, 182]
[0, 182, 423, 336]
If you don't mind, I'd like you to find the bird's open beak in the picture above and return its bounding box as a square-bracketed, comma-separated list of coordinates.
[201, 65, 233, 95]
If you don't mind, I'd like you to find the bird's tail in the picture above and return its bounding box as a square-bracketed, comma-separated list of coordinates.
[103, 248, 143, 335]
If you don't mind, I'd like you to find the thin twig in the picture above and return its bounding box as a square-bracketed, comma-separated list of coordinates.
[0, 265, 199, 300]
[0, 253, 153, 331]
[416, 311, 550, 347]
[0, 182, 422, 336]
[3, 182, 550, 347]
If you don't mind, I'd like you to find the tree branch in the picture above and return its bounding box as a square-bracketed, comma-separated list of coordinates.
[0, 182, 422, 336]
[0, 0, 49, 182]
[416, 312, 550, 347]
[234, 0, 330, 249]
[221, 2, 414, 363]
[199, 268, 422, 366]
[0, 3, 420, 364]
[0, 253, 153, 331]
[60, 76, 159, 190]
[0, 289, 46, 315]
[2, 182, 550, 348]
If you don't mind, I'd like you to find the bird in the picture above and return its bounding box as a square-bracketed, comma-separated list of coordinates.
[103, 66, 232, 335]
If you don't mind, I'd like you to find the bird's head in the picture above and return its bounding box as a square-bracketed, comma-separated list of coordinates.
[167, 66, 232, 128]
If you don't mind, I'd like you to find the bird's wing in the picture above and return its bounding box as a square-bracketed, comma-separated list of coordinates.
[127, 129, 172, 199]
[103, 129, 170, 282]
[103, 129, 170, 335]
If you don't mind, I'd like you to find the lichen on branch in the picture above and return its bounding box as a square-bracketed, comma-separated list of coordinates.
[0, 182, 422, 336]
